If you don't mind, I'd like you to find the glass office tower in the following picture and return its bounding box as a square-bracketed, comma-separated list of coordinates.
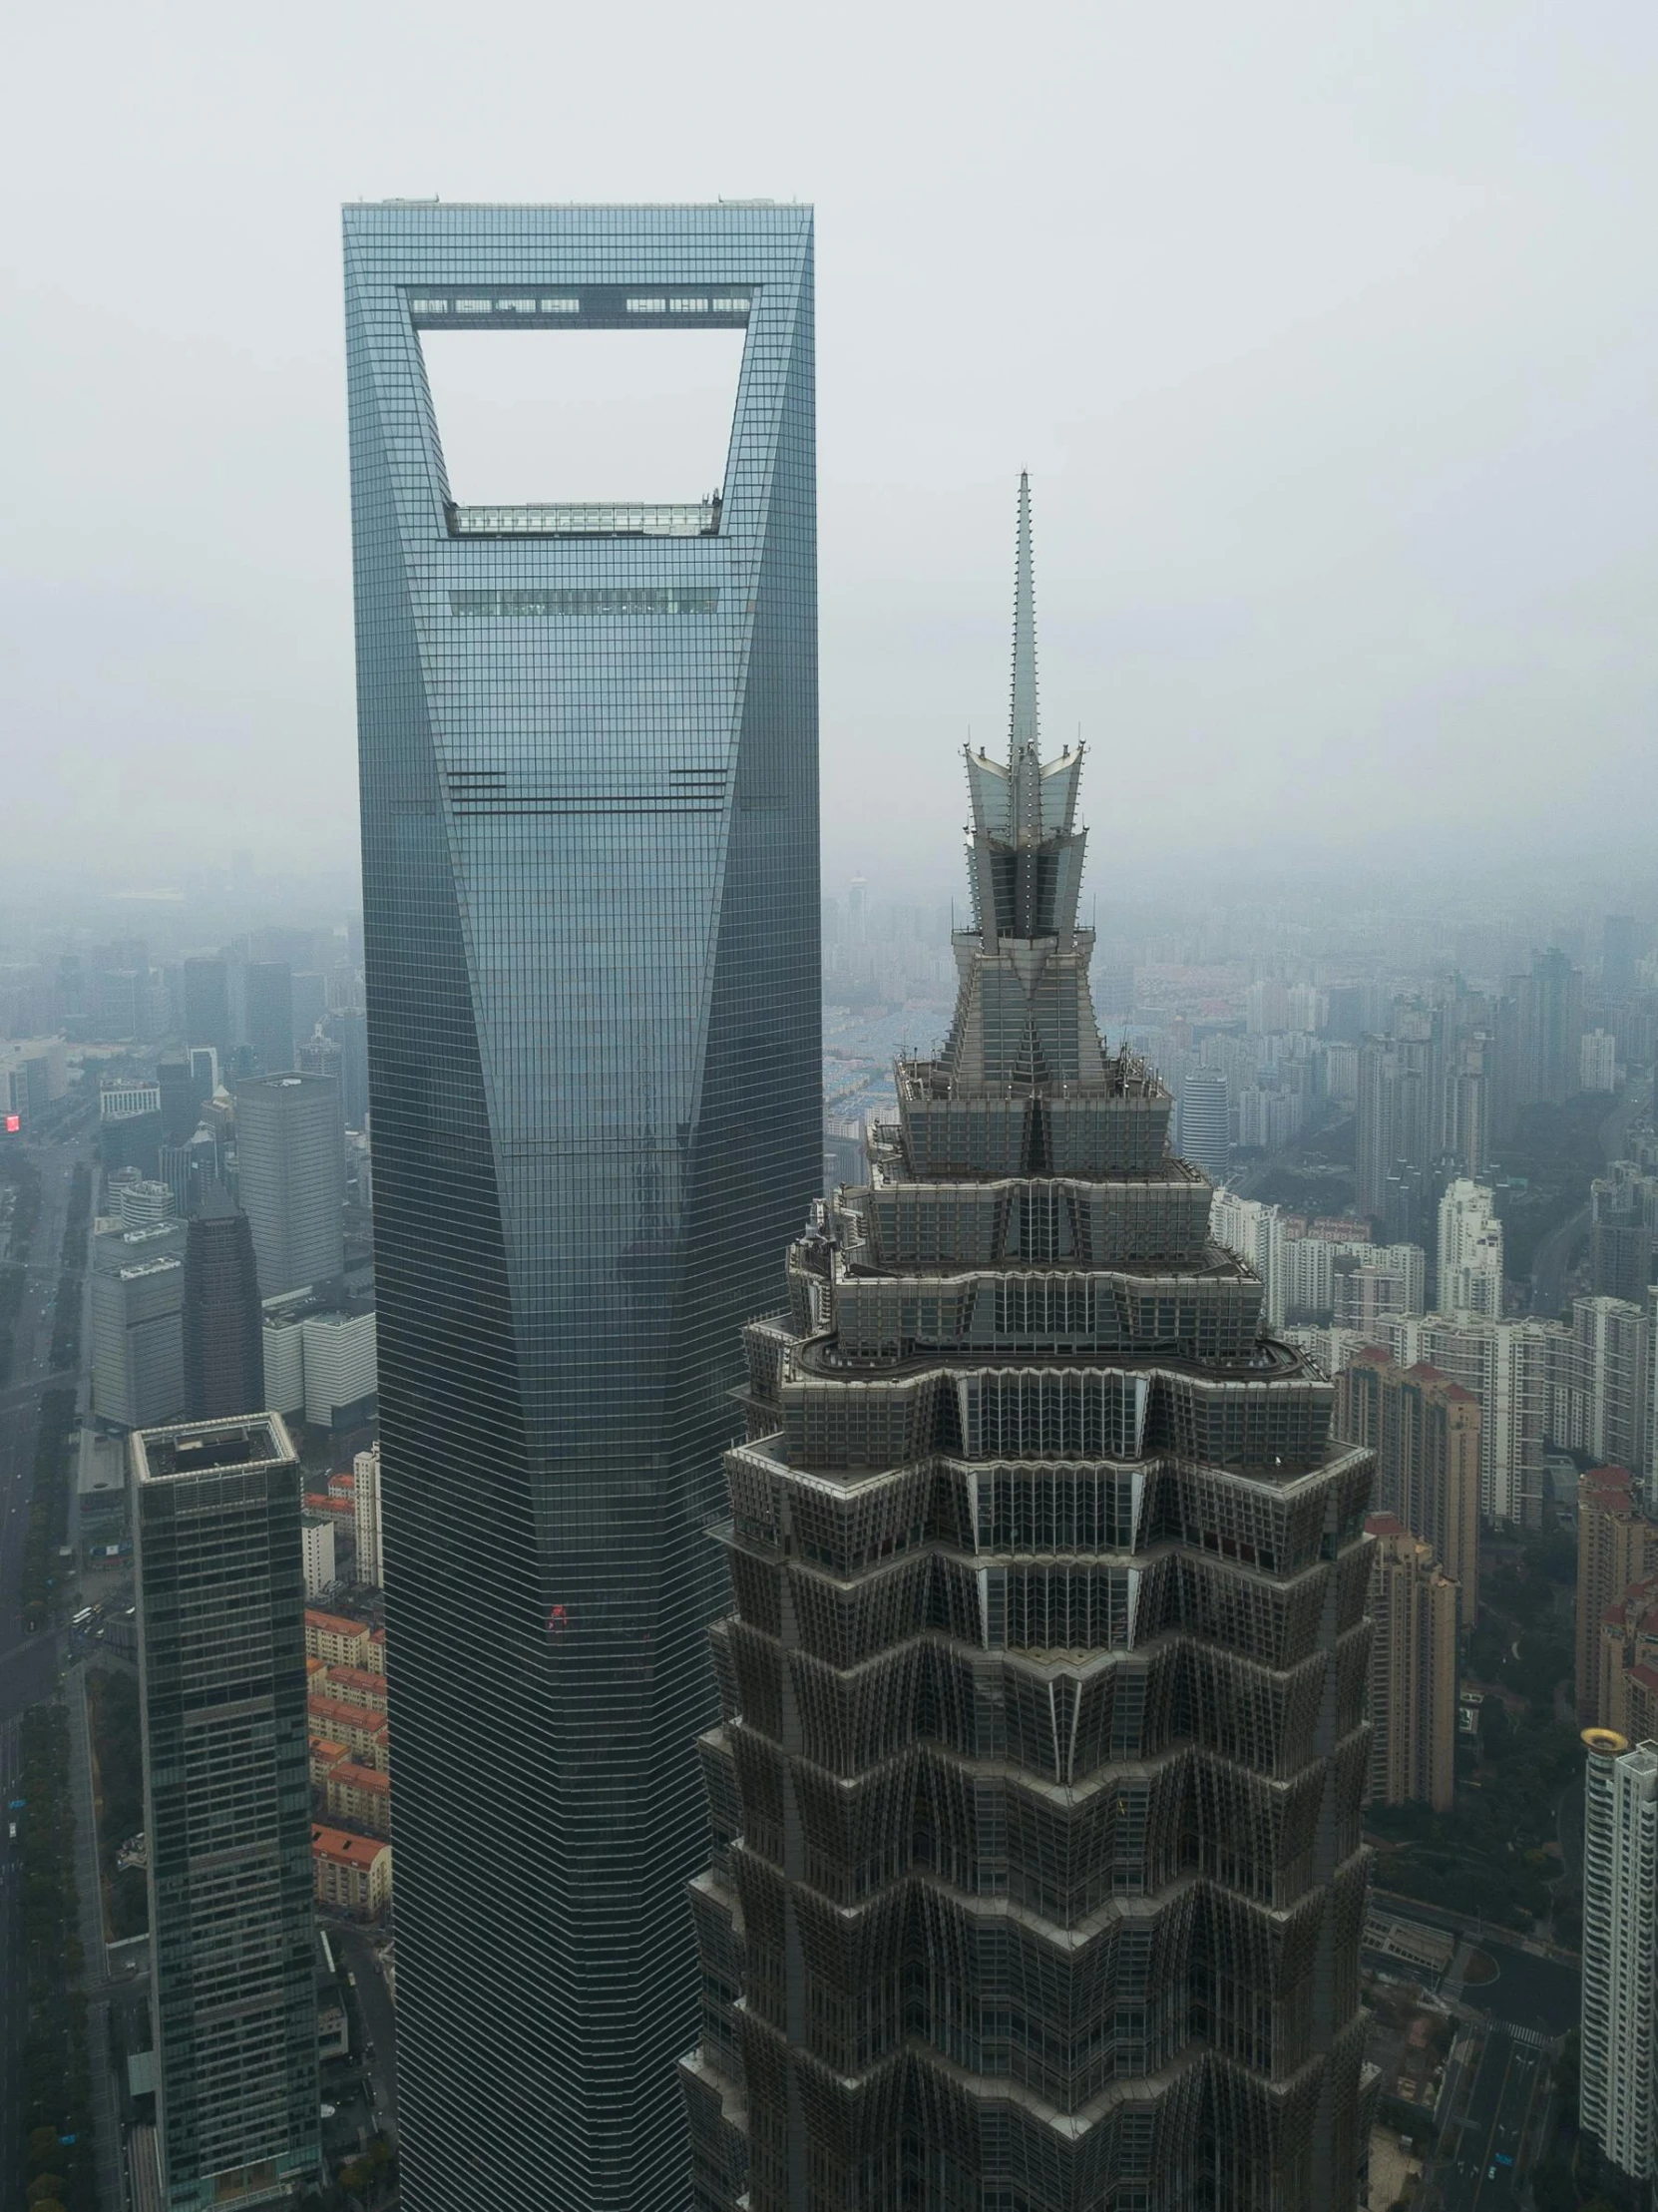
[343, 203, 819, 2212]
[132, 1414, 319, 2210]
[682, 484, 1375, 2212]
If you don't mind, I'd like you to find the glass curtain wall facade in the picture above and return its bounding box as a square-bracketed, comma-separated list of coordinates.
[682, 483, 1375, 2212]
[132, 1414, 319, 2211]
[343, 202, 819, 2212]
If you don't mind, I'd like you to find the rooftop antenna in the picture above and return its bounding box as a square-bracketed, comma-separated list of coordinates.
[1009, 470, 1038, 769]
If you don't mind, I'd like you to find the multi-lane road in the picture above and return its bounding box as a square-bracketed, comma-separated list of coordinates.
[1433, 2025, 1552, 2210]
[0, 1137, 91, 2195]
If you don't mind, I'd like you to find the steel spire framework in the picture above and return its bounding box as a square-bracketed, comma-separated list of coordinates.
[681, 481, 1377, 2212]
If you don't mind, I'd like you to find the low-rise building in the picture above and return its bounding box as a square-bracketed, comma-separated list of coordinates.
[306, 1695, 388, 1772]
[309, 1737, 349, 1786]
[324, 1762, 392, 1840]
[304, 1607, 371, 1667]
[323, 1663, 387, 1715]
[311, 1825, 393, 1922]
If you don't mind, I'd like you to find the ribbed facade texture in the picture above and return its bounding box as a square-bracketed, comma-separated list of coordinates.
[132, 1414, 319, 2210]
[233, 1074, 345, 1300]
[682, 484, 1376, 2212]
[1580, 1730, 1658, 2182]
[345, 202, 819, 2212]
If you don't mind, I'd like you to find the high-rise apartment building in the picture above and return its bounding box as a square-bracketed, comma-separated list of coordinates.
[1332, 1250, 1421, 1337]
[234, 1074, 345, 1299]
[1591, 1157, 1658, 1306]
[245, 961, 296, 1077]
[1515, 947, 1585, 1108]
[183, 1190, 265, 1419]
[352, 1443, 382, 1588]
[1603, 915, 1642, 1001]
[1577, 1467, 1658, 1727]
[1440, 1030, 1490, 1180]
[1571, 1296, 1650, 1484]
[1365, 1516, 1457, 1812]
[131, 1413, 319, 2209]
[681, 488, 1375, 2212]
[1596, 1580, 1658, 1746]
[345, 201, 819, 2212]
[1580, 1730, 1658, 2186]
[1385, 1311, 1565, 1528]
[1209, 1186, 1289, 1330]
[1581, 1029, 1618, 1096]
[1435, 1177, 1503, 1317]
[1336, 1351, 1479, 1625]
[1356, 1008, 1437, 1232]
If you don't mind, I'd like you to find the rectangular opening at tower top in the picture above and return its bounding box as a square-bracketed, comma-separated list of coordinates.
[420, 327, 748, 509]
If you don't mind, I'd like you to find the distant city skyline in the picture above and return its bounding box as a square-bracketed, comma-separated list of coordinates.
[5, 11, 1658, 888]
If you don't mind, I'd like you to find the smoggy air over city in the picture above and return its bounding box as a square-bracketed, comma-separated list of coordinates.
[1, 10, 1656, 2212]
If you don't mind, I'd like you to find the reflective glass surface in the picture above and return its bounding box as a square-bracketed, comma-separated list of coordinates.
[344, 201, 819, 2212]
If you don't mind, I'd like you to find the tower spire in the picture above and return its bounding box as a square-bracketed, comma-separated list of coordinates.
[1009, 470, 1038, 766]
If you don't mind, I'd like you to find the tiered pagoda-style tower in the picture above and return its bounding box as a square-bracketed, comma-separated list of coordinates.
[681, 480, 1377, 2212]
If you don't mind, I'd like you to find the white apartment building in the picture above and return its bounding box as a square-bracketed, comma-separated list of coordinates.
[1208, 1190, 1288, 1331]
[1581, 1029, 1618, 1096]
[1581, 1731, 1658, 2183]
[1209, 1190, 1428, 1336]
[301, 1512, 337, 1599]
[1387, 1312, 1568, 1527]
[1436, 1179, 1504, 1318]
[353, 1443, 382, 1588]
[1571, 1295, 1650, 1478]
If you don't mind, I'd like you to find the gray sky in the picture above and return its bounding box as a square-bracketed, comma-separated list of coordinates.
[3, 1, 1655, 904]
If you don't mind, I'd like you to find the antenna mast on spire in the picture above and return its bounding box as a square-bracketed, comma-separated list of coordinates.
[1009, 470, 1038, 768]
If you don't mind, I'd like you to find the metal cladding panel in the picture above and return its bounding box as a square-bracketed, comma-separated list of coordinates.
[345, 202, 818, 2212]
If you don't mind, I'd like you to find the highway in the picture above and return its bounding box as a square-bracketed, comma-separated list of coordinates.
[1433, 2025, 1550, 2210]
[0, 1138, 89, 2196]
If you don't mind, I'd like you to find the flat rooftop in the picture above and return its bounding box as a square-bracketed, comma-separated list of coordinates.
[130, 1412, 295, 1485]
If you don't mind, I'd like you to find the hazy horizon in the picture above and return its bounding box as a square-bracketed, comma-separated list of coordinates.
[4, 2, 1656, 904]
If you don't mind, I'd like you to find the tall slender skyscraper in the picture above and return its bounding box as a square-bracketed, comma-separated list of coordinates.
[132, 1413, 319, 2210]
[183, 1190, 265, 1418]
[345, 202, 819, 2212]
[682, 484, 1375, 2212]
[244, 961, 296, 1077]
[183, 957, 231, 1064]
[1580, 1729, 1658, 2186]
